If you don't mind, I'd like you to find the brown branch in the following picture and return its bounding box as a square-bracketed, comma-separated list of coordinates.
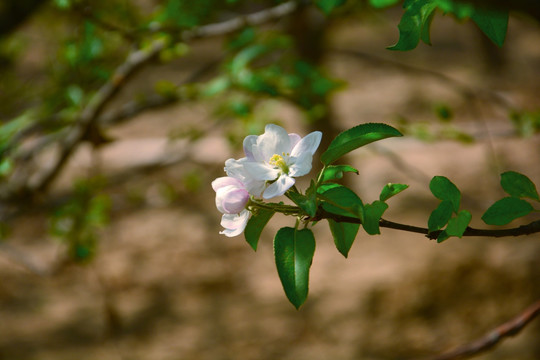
[3, 1, 298, 199]
[426, 299, 540, 360]
[313, 208, 540, 239]
[0, 242, 50, 276]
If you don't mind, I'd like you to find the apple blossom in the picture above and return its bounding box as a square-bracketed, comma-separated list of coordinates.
[241, 124, 322, 199]
[212, 176, 251, 237]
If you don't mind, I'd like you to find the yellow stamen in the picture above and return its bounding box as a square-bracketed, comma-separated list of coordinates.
[269, 153, 289, 173]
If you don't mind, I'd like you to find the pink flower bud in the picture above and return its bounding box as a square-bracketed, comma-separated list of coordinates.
[212, 177, 249, 214]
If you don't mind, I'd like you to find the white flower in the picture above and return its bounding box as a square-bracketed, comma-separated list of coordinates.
[241, 124, 322, 199]
[212, 177, 251, 237]
[223, 157, 266, 197]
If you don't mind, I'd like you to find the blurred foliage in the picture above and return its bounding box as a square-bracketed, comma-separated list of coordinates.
[510, 109, 540, 137]
[0, 0, 534, 272]
[203, 27, 343, 123]
[396, 104, 475, 144]
[48, 177, 111, 263]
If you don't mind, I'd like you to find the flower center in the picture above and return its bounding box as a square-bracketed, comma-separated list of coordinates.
[269, 153, 289, 173]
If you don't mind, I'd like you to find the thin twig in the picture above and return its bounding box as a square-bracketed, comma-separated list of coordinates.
[425, 299, 540, 360]
[4, 1, 298, 199]
[313, 208, 540, 239]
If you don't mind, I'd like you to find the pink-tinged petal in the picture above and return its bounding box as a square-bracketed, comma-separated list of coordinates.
[224, 158, 267, 197]
[256, 124, 290, 161]
[244, 162, 280, 181]
[288, 133, 301, 150]
[288, 152, 313, 177]
[215, 185, 234, 213]
[212, 176, 243, 192]
[290, 131, 322, 157]
[263, 175, 295, 199]
[243, 135, 258, 161]
[222, 188, 249, 214]
[219, 210, 251, 237]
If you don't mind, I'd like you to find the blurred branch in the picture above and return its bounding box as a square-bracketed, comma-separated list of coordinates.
[312, 208, 540, 240]
[3, 1, 299, 199]
[73, 4, 138, 42]
[100, 57, 221, 126]
[28, 38, 168, 194]
[0, 0, 48, 37]
[332, 49, 514, 109]
[426, 298, 540, 360]
[0, 242, 50, 276]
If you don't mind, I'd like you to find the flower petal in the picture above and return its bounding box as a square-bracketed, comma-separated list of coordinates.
[256, 124, 290, 161]
[222, 188, 249, 214]
[212, 176, 243, 192]
[288, 152, 313, 177]
[290, 131, 322, 157]
[263, 175, 295, 199]
[220, 210, 251, 237]
[288, 133, 301, 150]
[224, 158, 246, 179]
[243, 135, 258, 161]
[244, 162, 279, 181]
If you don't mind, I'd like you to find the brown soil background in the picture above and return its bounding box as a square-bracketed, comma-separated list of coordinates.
[1, 9, 540, 360]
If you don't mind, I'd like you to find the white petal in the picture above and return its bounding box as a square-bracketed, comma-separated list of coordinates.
[243, 135, 258, 161]
[288, 152, 313, 177]
[256, 124, 290, 161]
[290, 131, 322, 157]
[219, 210, 251, 237]
[212, 176, 243, 192]
[244, 162, 279, 181]
[224, 158, 246, 179]
[245, 180, 266, 198]
[263, 175, 295, 199]
[288, 133, 301, 150]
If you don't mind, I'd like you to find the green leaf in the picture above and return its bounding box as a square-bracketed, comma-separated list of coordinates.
[370, 0, 400, 8]
[288, 191, 317, 218]
[315, 0, 347, 15]
[500, 171, 540, 201]
[443, 210, 472, 240]
[244, 209, 274, 251]
[436, 230, 449, 243]
[388, 0, 437, 51]
[420, 8, 436, 45]
[321, 123, 402, 165]
[363, 200, 389, 235]
[327, 220, 359, 258]
[274, 227, 316, 309]
[436, 0, 474, 18]
[471, 8, 508, 47]
[320, 165, 359, 183]
[379, 183, 409, 202]
[317, 182, 341, 194]
[482, 197, 534, 225]
[430, 176, 461, 212]
[319, 185, 364, 219]
[428, 200, 454, 232]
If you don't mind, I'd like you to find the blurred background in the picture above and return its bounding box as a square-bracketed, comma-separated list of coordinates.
[0, 1, 539, 359]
